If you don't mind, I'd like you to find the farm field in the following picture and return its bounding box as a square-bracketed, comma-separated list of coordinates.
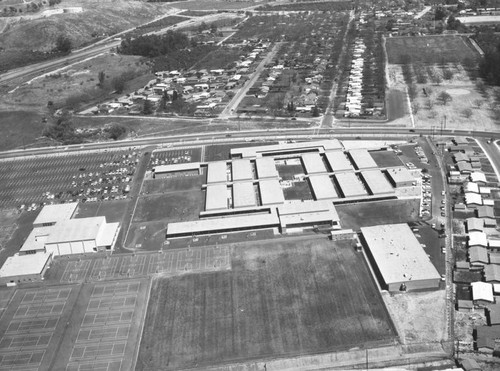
[135, 238, 397, 370]
[0, 149, 140, 209]
[385, 36, 479, 64]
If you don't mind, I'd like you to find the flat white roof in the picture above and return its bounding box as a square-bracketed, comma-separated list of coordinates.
[205, 184, 228, 211]
[232, 159, 253, 181]
[361, 170, 395, 195]
[301, 153, 326, 174]
[154, 162, 200, 173]
[348, 149, 378, 170]
[386, 167, 415, 185]
[278, 200, 340, 227]
[308, 174, 338, 200]
[259, 179, 285, 205]
[0, 252, 52, 278]
[324, 151, 353, 172]
[207, 161, 227, 184]
[233, 182, 256, 208]
[46, 217, 106, 244]
[335, 172, 367, 198]
[20, 227, 52, 252]
[255, 157, 278, 179]
[33, 202, 77, 226]
[96, 222, 120, 247]
[361, 224, 441, 285]
[167, 211, 279, 236]
[230, 140, 343, 158]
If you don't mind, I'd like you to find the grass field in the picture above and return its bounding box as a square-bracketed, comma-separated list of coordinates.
[385, 36, 479, 64]
[0, 111, 44, 151]
[370, 150, 404, 168]
[174, 0, 257, 10]
[73, 199, 129, 223]
[142, 175, 204, 195]
[133, 191, 203, 223]
[336, 199, 420, 230]
[136, 238, 397, 370]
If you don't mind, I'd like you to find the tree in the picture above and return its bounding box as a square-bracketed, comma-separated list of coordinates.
[473, 99, 483, 108]
[462, 108, 473, 118]
[55, 35, 72, 54]
[312, 106, 320, 117]
[438, 91, 452, 105]
[142, 99, 154, 115]
[412, 102, 420, 114]
[434, 7, 447, 21]
[98, 71, 106, 87]
[105, 123, 126, 140]
[112, 76, 126, 94]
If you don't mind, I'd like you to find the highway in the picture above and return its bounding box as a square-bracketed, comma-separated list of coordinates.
[1, 126, 499, 159]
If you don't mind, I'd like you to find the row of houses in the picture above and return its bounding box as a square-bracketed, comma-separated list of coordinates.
[449, 139, 500, 355]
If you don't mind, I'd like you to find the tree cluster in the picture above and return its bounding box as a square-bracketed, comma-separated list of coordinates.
[118, 31, 191, 58]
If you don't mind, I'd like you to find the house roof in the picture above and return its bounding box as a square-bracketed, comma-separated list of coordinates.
[301, 153, 326, 174]
[466, 217, 485, 232]
[324, 150, 353, 172]
[205, 184, 228, 211]
[465, 192, 482, 206]
[477, 205, 495, 219]
[472, 281, 494, 302]
[335, 172, 367, 198]
[308, 174, 338, 200]
[464, 182, 480, 194]
[469, 232, 488, 247]
[470, 172, 487, 183]
[469, 245, 489, 263]
[348, 149, 378, 170]
[361, 170, 395, 195]
[485, 264, 500, 283]
[476, 325, 500, 350]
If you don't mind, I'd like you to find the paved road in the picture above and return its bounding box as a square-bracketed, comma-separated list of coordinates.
[2, 127, 500, 160]
[219, 43, 282, 118]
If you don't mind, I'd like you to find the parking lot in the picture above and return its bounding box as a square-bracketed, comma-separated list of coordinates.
[0, 148, 141, 210]
[148, 147, 202, 172]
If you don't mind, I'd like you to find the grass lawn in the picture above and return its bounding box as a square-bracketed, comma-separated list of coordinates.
[282, 181, 313, 201]
[336, 199, 420, 230]
[370, 150, 404, 168]
[133, 191, 203, 223]
[0, 209, 37, 266]
[142, 175, 204, 195]
[385, 35, 479, 64]
[0, 111, 44, 151]
[74, 199, 130, 223]
[136, 238, 396, 370]
[125, 221, 167, 250]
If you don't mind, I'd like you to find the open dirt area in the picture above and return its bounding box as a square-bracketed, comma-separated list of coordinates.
[136, 238, 397, 370]
[382, 290, 447, 345]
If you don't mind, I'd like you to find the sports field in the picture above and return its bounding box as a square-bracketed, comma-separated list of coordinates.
[385, 36, 479, 64]
[136, 238, 397, 370]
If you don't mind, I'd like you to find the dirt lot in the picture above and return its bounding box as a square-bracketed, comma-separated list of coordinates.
[173, 0, 257, 11]
[382, 289, 447, 344]
[136, 238, 397, 370]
